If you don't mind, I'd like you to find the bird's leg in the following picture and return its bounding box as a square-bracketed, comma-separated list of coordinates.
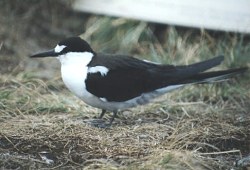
[88, 110, 118, 128]
[99, 109, 106, 119]
[87, 110, 106, 127]
[107, 111, 118, 126]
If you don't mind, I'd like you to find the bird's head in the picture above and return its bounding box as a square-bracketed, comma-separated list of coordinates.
[30, 37, 95, 64]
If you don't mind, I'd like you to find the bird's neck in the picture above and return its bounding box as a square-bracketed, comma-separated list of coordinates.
[58, 52, 94, 67]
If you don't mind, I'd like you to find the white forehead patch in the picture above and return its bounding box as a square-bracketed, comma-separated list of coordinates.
[143, 59, 160, 65]
[88, 66, 109, 76]
[55, 45, 66, 53]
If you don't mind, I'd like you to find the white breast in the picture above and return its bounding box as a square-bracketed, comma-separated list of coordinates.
[58, 52, 112, 109]
[59, 52, 94, 100]
[61, 62, 88, 99]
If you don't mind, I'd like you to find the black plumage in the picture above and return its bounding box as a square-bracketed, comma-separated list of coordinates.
[86, 54, 246, 102]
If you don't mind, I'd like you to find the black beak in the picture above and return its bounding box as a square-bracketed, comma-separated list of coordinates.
[30, 49, 59, 58]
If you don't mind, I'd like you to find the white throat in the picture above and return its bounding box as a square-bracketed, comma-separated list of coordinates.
[58, 52, 94, 99]
[58, 51, 94, 66]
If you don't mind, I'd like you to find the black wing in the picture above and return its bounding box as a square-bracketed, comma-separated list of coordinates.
[85, 54, 225, 102]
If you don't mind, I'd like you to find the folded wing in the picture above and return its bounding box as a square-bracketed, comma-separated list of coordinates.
[85, 55, 246, 102]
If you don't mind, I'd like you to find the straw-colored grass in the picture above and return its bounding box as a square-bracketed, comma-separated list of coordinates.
[0, 1, 249, 169]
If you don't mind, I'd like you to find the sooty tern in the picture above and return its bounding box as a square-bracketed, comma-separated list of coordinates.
[30, 37, 247, 128]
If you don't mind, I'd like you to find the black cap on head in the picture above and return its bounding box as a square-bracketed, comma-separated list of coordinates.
[58, 37, 94, 53]
[30, 37, 94, 58]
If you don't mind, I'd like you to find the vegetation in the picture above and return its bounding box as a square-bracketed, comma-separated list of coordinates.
[0, 1, 249, 169]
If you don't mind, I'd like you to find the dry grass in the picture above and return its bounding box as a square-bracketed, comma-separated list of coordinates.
[1, 74, 249, 169]
[0, 1, 250, 169]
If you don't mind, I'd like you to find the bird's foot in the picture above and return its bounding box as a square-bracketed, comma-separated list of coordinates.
[85, 119, 111, 128]
[84, 111, 117, 128]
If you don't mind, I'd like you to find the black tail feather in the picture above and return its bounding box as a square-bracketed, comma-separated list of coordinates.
[180, 67, 248, 84]
[174, 55, 224, 77]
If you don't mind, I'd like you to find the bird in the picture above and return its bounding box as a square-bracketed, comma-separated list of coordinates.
[30, 36, 247, 128]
